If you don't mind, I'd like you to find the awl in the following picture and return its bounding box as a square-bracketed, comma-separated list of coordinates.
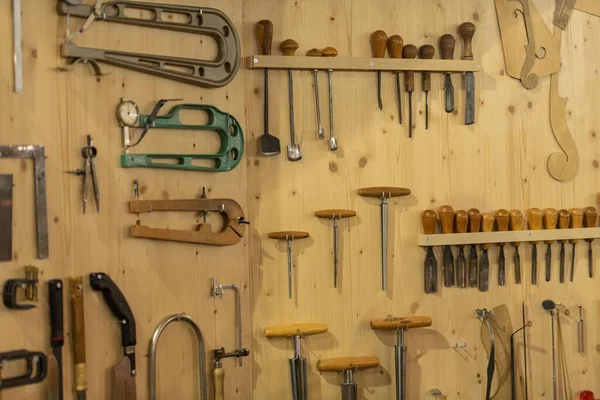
[49, 279, 64, 400]
[458, 22, 476, 125]
[583, 206, 598, 278]
[90, 273, 137, 400]
[543, 208, 558, 282]
[69, 277, 87, 400]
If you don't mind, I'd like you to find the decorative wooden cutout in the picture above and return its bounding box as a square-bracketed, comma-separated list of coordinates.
[495, 0, 561, 88]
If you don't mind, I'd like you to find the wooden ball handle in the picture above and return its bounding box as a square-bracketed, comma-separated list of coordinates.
[509, 209, 523, 247]
[306, 48, 322, 57]
[321, 47, 338, 57]
[440, 34, 456, 60]
[584, 206, 598, 228]
[280, 39, 299, 56]
[481, 212, 494, 250]
[527, 208, 543, 244]
[422, 210, 438, 235]
[402, 45, 418, 92]
[569, 208, 584, 244]
[495, 209, 509, 246]
[371, 30, 388, 58]
[439, 205, 455, 235]
[256, 20, 274, 56]
[419, 45, 435, 91]
[467, 208, 482, 233]
[387, 35, 404, 58]
[458, 22, 476, 60]
[558, 209, 571, 244]
[543, 208, 558, 244]
[455, 210, 468, 234]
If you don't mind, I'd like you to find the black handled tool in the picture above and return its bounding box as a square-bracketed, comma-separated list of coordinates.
[0, 350, 47, 390]
[89, 273, 137, 400]
[49, 279, 64, 400]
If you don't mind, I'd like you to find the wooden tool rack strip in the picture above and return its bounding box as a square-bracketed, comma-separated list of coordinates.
[246, 56, 480, 73]
[418, 227, 600, 246]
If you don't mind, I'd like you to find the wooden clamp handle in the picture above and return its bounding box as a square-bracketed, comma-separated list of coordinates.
[468, 209, 482, 233]
[69, 276, 87, 393]
[481, 213, 494, 250]
[584, 206, 598, 242]
[422, 210, 438, 235]
[256, 20, 274, 56]
[543, 208, 558, 244]
[306, 48, 322, 57]
[315, 209, 357, 219]
[458, 22, 476, 60]
[264, 323, 328, 338]
[455, 210, 468, 235]
[402, 45, 418, 92]
[358, 187, 411, 198]
[527, 208, 543, 244]
[569, 208, 584, 244]
[280, 39, 299, 56]
[268, 231, 310, 240]
[371, 30, 388, 58]
[317, 356, 380, 372]
[321, 47, 338, 57]
[440, 34, 456, 61]
[438, 205, 455, 235]
[509, 209, 523, 246]
[495, 209, 510, 246]
[418, 45, 435, 91]
[387, 35, 403, 73]
[558, 209, 571, 244]
[370, 316, 432, 330]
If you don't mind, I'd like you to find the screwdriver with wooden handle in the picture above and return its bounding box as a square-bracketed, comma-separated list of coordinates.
[458, 22, 476, 125]
[479, 212, 494, 291]
[371, 30, 388, 110]
[543, 208, 558, 282]
[439, 205, 455, 287]
[422, 210, 438, 293]
[455, 210, 468, 288]
[419, 45, 435, 130]
[569, 208, 584, 281]
[509, 210, 523, 284]
[403, 44, 418, 138]
[69, 277, 87, 400]
[495, 209, 509, 286]
[557, 209, 571, 283]
[583, 206, 598, 278]
[467, 208, 482, 287]
[387, 35, 404, 124]
[527, 208, 542, 284]
[439, 34, 455, 113]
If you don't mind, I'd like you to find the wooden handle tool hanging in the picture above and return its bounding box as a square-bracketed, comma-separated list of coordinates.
[569, 208, 584, 281]
[543, 208, 558, 282]
[479, 212, 494, 291]
[495, 209, 510, 286]
[418, 45, 435, 130]
[527, 208, 543, 284]
[371, 30, 388, 111]
[402, 44, 418, 138]
[439, 205, 455, 288]
[439, 34, 456, 113]
[467, 208, 482, 287]
[557, 209, 571, 283]
[455, 210, 468, 288]
[458, 22, 476, 125]
[315, 209, 356, 288]
[387, 35, 404, 124]
[268, 231, 310, 300]
[422, 210, 438, 294]
[370, 316, 432, 330]
[509, 210, 523, 284]
[583, 206, 598, 278]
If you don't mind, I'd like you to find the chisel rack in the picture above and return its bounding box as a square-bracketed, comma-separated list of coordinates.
[418, 228, 600, 246]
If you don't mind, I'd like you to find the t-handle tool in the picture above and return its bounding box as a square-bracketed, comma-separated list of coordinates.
[569, 208, 584, 281]
[467, 209, 482, 287]
[455, 210, 468, 288]
[370, 316, 432, 400]
[322, 46, 339, 151]
[439, 34, 456, 113]
[315, 209, 357, 288]
[402, 45, 418, 138]
[306, 48, 325, 140]
[213, 347, 250, 400]
[557, 209, 571, 283]
[439, 205, 455, 287]
[69, 277, 87, 400]
[543, 208, 559, 282]
[49, 280, 64, 400]
[495, 209, 510, 286]
[268, 231, 310, 299]
[370, 30, 388, 110]
[419, 45, 435, 130]
[387, 35, 404, 124]
[527, 208, 542, 284]
[256, 20, 280, 156]
[265, 323, 328, 400]
[317, 356, 379, 400]
[479, 212, 494, 291]
[583, 206, 598, 277]
[422, 210, 438, 293]
[358, 187, 411, 291]
[458, 22, 476, 125]
[68, 135, 99, 213]
[509, 210, 523, 284]
[280, 39, 301, 161]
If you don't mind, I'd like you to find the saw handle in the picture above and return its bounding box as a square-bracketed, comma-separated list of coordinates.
[49, 280, 64, 348]
[256, 20, 274, 56]
[213, 367, 225, 400]
[370, 316, 432, 330]
[89, 273, 137, 350]
[264, 323, 328, 338]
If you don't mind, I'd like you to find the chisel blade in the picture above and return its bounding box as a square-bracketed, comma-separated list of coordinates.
[48, 349, 62, 400]
[589, 242, 593, 278]
[443, 246, 455, 287]
[444, 73, 454, 113]
[514, 247, 521, 284]
[545, 244, 552, 282]
[560, 244, 566, 283]
[465, 72, 475, 125]
[424, 249, 438, 294]
[498, 247, 505, 286]
[114, 356, 137, 400]
[457, 247, 467, 288]
[468, 245, 478, 287]
[531, 245, 538, 285]
[570, 244, 576, 282]
[479, 250, 489, 291]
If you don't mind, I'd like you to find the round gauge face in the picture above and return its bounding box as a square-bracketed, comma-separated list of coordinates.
[117, 100, 139, 126]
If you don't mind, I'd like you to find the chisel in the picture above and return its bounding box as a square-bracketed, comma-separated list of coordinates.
[89, 273, 137, 400]
[583, 206, 598, 278]
[557, 209, 571, 283]
[569, 208, 583, 282]
[439, 205, 455, 287]
[422, 210, 439, 294]
[439, 34, 455, 113]
[467, 208, 482, 287]
[509, 210, 523, 284]
[543, 208, 558, 282]
[387, 35, 404, 124]
[403, 45, 418, 138]
[370, 30, 388, 110]
[419, 45, 435, 130]
[49, 279, 64, 400]
[458, 22, 476, 125]
[495, 209, 509, 286]
[479, 213, 494, 291]
[69, 277, 87, 400]
[455, 210, 468, 288]
[527, 208, 542, 285]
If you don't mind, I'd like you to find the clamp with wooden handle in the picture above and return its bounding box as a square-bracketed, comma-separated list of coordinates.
[268, 231, 310, 299]
[265, 323, 328, 400]
[370, 316, 432, 400]
[315, 209, 357, 288]
[317, 356, 379, 400]
[358, 187, 411, 291]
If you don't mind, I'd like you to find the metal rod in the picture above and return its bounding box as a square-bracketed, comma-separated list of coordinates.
[395, 329, 407, 400]
[333, 217, 339, 288]
[13, 0, 22, 93]
[312, 70, 324, 140]
[395, 73, 402, 124]
[263, 69, 269, 134]
[550, 311, 557, 400]
[327, 69, 337, 151]
[377, 71, 383, 110]
[381, 196, 388, 291]
[288, 70, 296, 144]
[577, 304, 584, 354]
[287, 237, 293, 299]
[341, 369, 357, 400]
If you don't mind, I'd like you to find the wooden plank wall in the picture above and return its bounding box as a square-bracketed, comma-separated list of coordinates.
[244, 0, 600, 398]
[0, 1, 250, 399]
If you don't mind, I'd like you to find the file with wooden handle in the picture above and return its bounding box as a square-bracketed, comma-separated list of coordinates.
[69, 277, 87, 400]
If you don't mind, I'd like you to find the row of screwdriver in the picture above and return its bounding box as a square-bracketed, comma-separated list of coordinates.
[422, 206, 599, 293]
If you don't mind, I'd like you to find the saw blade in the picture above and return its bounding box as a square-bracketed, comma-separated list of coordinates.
[114, 356, 137, 400]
